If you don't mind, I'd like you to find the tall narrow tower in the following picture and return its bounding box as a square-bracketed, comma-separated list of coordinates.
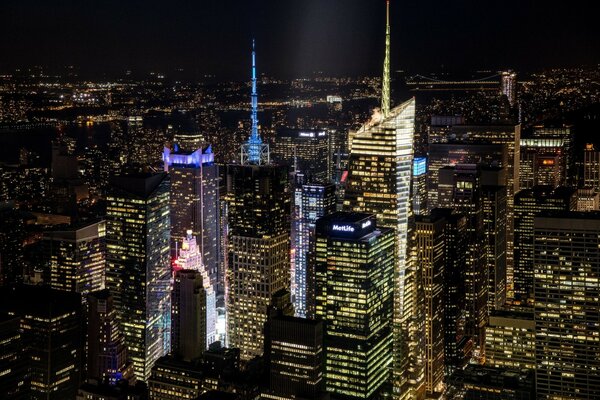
[344, 1, 418, 398]
[241, 40, 270, 165]
[381, 0, 391, 117]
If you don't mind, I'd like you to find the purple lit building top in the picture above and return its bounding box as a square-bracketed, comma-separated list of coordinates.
[163, 145, 214, 170]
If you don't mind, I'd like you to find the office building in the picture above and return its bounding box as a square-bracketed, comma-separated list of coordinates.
[531, 125, 574, 181]
[0, 285, 82, 400]
[224, 163, 290, 361]
[576, 187, 600, 211]
[164, 144, 221, 294]
[148, 356, 203, 400]
[43, 220, 106, 299]
[534, 212, 600, 398]
[174, 131, 205, 152]
[426, 209, 472, 378]
[76, 380, 147, 400]
[484, 308, 535, 371]
[427, 142, 508, 210]
[500, 70, 517, 106]
[0, 313, 27, 399]
[437, 166, 488, 350]
[513, 186, 576, 304]
[449, 365, 534, 400]
[106, 173, 171, 382]
[264, 315, 325, 400]
[173, 230, 217, 347]
[519, 136, 567, 189]
[584, 143, 600, 190]
[343, 5, 416, 396]
[315, 212, 394, 399]
[87, 290, 133, 384]
[224, 42, 290, 361]
[172, 269, 207, 361]
[412, 157, 428, 216]
[292, 183, 336, 318]
[414, 214, 445, 395]
[273, 128, 331, 182]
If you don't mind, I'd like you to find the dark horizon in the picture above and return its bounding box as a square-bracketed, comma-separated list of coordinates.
[1, 0, 598, 80]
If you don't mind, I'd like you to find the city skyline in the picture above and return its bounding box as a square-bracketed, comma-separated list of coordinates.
[1, 1, 600, 399]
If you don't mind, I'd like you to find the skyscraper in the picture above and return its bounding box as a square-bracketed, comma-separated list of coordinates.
[171, 269, 207, 361]
[513, 186, 576, 304]
[106, 173, 171, 382]
[534, 212, 600, 398]
[264, 315, 325, 400]
[584, 143, 600, 190]
[273, 128, 331, 182]
[519, 136, 567, 189]
[344, 4, 416, 397]
[87, 289, 133, 384]
[484, 308, 535, 371]
[224, 41, 291, 361]
[173, 231, 217, 347]
[414, 214, 445, 395]
[164, 144, 221, 294]
[0, 285, 83, 400]
[43, 220, 106, 299]
[315, 212, 394, 399]
[292, 182, 336, 318]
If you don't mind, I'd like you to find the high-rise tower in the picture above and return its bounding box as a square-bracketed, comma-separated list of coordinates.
[344, 2, 417, 398]
[224, 44, 290, 360]
[240, 40, 269, 166]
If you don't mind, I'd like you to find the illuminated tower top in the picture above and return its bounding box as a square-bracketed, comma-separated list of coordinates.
[241, 39, 270, 165]
[381, 0, 391, 117]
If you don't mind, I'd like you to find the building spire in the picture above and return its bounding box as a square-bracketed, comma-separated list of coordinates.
[381, 0, 391, 116]
[241, 39, 269, 165]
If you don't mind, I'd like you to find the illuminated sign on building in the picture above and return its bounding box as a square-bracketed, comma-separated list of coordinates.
[413, 157, 427, 176]
[332, 224, 355, 233]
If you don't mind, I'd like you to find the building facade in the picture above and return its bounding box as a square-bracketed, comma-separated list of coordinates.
[106, 173, 172, 382]
[315, 212, 394, 399]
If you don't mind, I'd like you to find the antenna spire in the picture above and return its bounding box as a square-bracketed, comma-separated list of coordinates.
[381, 0, 391, 116]
[241, 39, 270, 165]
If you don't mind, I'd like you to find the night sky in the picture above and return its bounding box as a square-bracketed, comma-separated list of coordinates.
[0, 0, 598, 79]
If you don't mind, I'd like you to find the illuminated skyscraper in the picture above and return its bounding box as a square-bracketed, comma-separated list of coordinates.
[173, 231, 217, 347]
[224, 41, 291, 361]
[414, 214, 445, 395]
[500, 70, 517, 106]
[86, 289, 134, 384]
[164, 145, 221, 294]
[534, 212, 600, 398]
[224, 163, 290, 361]
[344, 4, 416, 397]
[43, 220, 106, 300]
[273, 128, 331, 182]
[292, 183, 336, 318]
[106, 173, 171, 382]
[513, 186, 576, 304]
[412, 157, 428, 216]
[426, 209, 472, 378]
[519, 136, 566, 189]
[315, 212, 394, 399]
[584, 143, 600, 190]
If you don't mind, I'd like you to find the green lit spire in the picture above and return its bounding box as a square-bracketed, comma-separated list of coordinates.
[382, 0, 391, 116]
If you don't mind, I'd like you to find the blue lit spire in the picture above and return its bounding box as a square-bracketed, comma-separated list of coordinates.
[241, 39, 269, 165]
